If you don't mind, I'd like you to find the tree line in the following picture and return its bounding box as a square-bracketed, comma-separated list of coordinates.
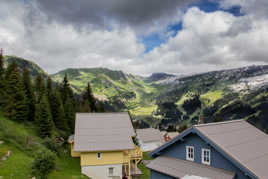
[0, 51, 104, 139]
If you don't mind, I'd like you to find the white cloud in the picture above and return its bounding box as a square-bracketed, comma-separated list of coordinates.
[138, 7, 268, 75]
[0, 0, 145, 73]
[0, 0, 268, 75]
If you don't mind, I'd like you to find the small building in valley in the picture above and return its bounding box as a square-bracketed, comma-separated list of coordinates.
[136, 128, 163, 152]
[162, 132, 179, 142]
[69, 112, 142, 179]
[148, 120, 268, 179]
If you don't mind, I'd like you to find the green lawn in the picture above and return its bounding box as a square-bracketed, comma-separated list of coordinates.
[0, 143, 33, 179]
[130, 105, 157, 116]
[0, 113, 88, 179]
[138, 152, 153, 179]
[201, 90, 223, 106]
[138, 163, 150, 179]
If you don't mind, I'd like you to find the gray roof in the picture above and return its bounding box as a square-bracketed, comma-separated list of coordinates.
[195, 120, 268, 179]
[136, 128, 162, 143]
[167, 132, 179, 138]
[151, 120, 268, 178]
[147, 156, 235, 179]
[74, 112, 135, 152]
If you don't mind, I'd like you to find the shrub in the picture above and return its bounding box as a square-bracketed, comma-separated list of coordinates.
[42, 137, 60, 154]
[32, 149, 56, 179]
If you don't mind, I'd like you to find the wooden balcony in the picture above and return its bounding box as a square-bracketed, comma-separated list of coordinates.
[123, 145, 142, 162]
[123, 145, 143, 179]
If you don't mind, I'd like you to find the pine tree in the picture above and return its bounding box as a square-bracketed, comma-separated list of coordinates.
[35, 74, 46, 103]
[35, 95, 54, 138]
[82, 82, 97, 112]
[60, 74, 73, 104]
[49, 90, 68, 132]
[5, 62, 29, 121]
[47, 77, 52, 96]
[64, 97, 75, 132]
[23, 67, 35, 121]
[0, 49, 6, 106]
[0, 49, 4, 80]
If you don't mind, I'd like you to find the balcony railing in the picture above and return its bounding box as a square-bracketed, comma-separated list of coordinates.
[123, 145, 142, 162]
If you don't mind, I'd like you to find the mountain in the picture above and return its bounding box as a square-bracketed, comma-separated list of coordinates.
[51, 68, 164, 112]
[3, 55, 268, 133]
[51, 64, 268, 133]
[3, 56, 48, 79]
[145, 73, 176, 82]
[152, 65, 268, 132]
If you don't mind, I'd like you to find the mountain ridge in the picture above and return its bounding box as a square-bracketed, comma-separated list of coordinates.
[4, 55, 268, 133]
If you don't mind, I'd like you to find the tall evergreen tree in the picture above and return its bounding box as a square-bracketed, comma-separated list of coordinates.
[49, 90, 68, 132]
[64, 97, 75, 132]
[0, 48, 4, 79]
[60, 74, 73, 104]
[0, 49, 6, 106]
[82, 82, 97, 112]
[23, 67, 35, 121]
[5, 62, 29, 121]
[35, 74, 46, 103]
[35, 95, 54, 138]
[47, 77, 52, 96]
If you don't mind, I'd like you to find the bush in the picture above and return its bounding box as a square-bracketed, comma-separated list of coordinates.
[42, 137, 60, 154]
[32, 149, 56, 179]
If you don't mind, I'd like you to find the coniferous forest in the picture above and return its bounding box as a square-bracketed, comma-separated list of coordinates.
[0, 51, 103, 139]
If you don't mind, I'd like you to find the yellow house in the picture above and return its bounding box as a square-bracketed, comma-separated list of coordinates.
[68, 112, 142, 179]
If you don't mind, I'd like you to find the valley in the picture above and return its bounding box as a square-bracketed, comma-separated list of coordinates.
[3, 56, 268, 133]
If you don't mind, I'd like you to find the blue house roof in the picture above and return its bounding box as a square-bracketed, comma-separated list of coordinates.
[150, 120, 268, 179]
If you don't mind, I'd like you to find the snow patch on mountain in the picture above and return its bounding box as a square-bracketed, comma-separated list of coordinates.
[230, 74, 268, 92]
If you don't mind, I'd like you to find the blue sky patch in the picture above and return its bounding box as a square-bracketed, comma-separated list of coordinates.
[141, 33, 166, 53]
[141, 0, 242, 53]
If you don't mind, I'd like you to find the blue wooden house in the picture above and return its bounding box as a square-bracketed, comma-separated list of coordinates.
[148, 120, 268, 179]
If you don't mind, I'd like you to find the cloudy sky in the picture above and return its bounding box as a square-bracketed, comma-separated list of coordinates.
[0, 0, 268, 75]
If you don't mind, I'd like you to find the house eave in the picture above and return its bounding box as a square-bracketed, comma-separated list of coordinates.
[149, 126, 258, 179]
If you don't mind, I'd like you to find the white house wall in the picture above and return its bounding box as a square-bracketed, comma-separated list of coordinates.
[82, 164, 122, 179]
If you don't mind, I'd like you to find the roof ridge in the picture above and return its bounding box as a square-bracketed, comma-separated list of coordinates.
[194, 119, 245, 128]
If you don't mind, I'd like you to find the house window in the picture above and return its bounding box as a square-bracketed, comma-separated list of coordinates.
[97, 152, 102, 159]
[202, 149, 211, 165]
[186, 146, 194, 161]
[108, 167, 114, 176]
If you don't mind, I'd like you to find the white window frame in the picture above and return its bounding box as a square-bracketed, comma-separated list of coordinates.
[202, 148, 211, 165]
[186, 146, 194, 161]
[97, 152, 102, 160]
[108, 167, 114, 176]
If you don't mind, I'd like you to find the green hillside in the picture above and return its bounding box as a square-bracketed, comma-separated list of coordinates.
[3, 56, 48, 79]
[51, 65, 268, 132]
[52, 68, 164, 117]
[0, 113, 88, 179]
[3, 55, 268, 133]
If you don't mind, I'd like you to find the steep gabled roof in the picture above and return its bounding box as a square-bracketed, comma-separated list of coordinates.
[147, 156, 235, 179]
[74, 112, 135, 152]
[136, 128, 163, 143]
[150, 120, 268, 178]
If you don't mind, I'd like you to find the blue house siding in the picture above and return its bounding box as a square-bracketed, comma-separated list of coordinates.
[158, 134, 252, 179]
[150, 170, 176, 179]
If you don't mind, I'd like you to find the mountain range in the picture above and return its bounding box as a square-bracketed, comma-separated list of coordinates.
[4, 55, 268, 133]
